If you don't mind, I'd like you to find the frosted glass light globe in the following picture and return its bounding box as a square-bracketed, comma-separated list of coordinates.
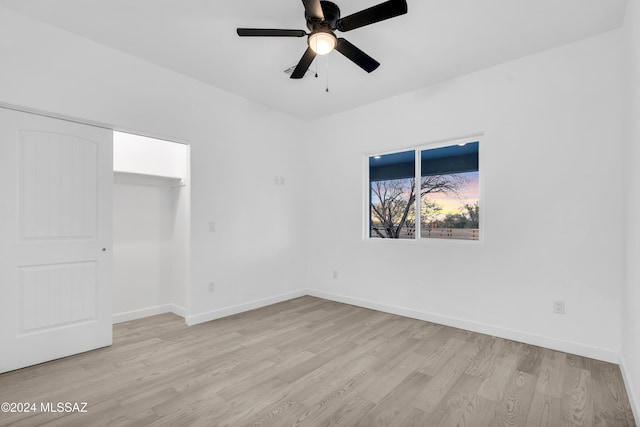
[309, 32, 337, 55]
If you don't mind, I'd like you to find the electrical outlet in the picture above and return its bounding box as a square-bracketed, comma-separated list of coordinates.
[208, 282, 215, 293]
[208, 221, 216, 232]
[553, 300, 565, 315]
[274, 176, 285, 186]
[332, 270, 338, 279]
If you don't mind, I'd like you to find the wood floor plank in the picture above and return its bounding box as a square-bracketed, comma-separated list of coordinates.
[536, 348, 567, 398]
[477, 350, 521, 401]
[563, 366, 594, 426]
[464, 395, 500, 427]
[411, 339, 485, 412]
[465, 336, 506, 379]
[414, 325, 467, 356]
[313, 395, 375, 427]
[490, 370, 537, 426]
[243, 400, 306, 427]
[0, 296, 635, 427]
[592, 378, 633, 427]
[231, 342, 380, 425]
[357, 351, 427, 404]
[289, 369, 372, 426]
[356, 371, 430, 426]
[517, 343, 546, 376]
[419, 337, 468, 376]
[525, 392, 563, 427]
[275, 341, 358, 383]
[430, 373, 485, 426]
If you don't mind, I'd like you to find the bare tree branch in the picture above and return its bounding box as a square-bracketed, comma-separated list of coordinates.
[370, 174, 468, 238]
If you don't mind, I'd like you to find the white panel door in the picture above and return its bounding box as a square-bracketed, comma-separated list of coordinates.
[0, 107, 112, 373]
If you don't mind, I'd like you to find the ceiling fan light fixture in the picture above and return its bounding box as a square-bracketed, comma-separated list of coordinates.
[308, 31, 337, 55]
[236, 0, 409, 79]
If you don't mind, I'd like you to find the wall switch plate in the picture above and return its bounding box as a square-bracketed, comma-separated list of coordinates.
[274, 176, 285, 186]
[208, 221, 215, 232]
[208, 282, 215, 293]
[332, 270, 338, 279]
[553, 300, 565, 314]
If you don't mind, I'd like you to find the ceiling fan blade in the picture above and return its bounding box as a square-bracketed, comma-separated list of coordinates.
[302, 0, 324, 20]
[237, 28, 307, 37]
[335, 38, 380, 73]
[336, 0, 407, 32]
[290, 47, 317, 79]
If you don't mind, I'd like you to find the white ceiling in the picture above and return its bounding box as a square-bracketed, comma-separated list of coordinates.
[0, 0, 628, 120]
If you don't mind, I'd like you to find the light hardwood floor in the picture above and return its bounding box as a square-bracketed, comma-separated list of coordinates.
[0, 296, 635, 426]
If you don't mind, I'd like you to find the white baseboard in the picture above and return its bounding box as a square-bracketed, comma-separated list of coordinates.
[186, 289, 307, 326]
[620, 355, 640, 424]
[168, 303, 186, 318]
[113, 304, 186, 324]
[306, 289, 619, 364]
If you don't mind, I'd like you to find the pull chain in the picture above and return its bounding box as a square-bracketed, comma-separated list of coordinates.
[315, 37, 319, 78]
[325, 54, 330, 93]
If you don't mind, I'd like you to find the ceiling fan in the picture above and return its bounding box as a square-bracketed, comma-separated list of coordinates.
[237, 0, 408, 79]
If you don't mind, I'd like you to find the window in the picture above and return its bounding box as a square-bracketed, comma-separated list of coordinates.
[368, 140, 480, 241]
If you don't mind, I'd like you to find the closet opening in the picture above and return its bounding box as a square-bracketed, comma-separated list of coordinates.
[112, 131, 190, 324]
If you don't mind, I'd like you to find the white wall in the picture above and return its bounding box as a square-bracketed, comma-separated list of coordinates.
[0, 6, 307, 323]
[305, 30, 624, 362]
[622, 0, 640, 419]
[112, 175, 179, 317]
[114, 131, 188, 179]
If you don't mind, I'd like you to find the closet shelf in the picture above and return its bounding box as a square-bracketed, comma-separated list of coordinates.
[113, 170, 185, 187]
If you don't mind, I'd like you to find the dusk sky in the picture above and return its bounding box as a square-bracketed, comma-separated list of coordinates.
[370, 171, 479, 221]
[424, 171, 479, 218]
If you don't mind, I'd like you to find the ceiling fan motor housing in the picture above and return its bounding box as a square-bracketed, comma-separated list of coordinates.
[306, 1, 341, 30]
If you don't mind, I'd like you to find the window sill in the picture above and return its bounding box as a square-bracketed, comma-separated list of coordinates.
[363, 236, 484, 246]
